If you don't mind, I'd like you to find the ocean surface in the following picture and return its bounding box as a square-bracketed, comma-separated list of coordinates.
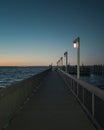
[0, 66, 104, 90]
[80, 75, 104, 89]
[0, 66, 48, 88]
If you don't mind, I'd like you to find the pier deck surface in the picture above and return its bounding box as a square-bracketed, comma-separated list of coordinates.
[6, 71, 96, 130]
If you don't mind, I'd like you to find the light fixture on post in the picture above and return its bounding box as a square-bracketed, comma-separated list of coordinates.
[73, 37, 80, 79]
[64, 51, 68, 73]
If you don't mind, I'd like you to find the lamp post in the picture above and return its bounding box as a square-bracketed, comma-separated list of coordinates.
[64, 51, 68, 73]
[58, 60, 59, 67]
[60, 57, 63, 69]
[56, 61, 58, 67]
[57, 60, 59, 67]
[73, 37, 80, 79]
[58, 59, 60, 68]
[59, 60, 60, 66]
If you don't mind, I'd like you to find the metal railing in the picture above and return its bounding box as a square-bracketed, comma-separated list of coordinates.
[58, 69, 104, 130]
[0, 68, 51, 130]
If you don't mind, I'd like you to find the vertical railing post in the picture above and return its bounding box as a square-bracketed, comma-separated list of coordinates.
[92, 93, 95, 116]
[82, 87, 84, 105]
[77, 83, 78, 97]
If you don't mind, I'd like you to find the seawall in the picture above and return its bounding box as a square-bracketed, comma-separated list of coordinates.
[0, 68, 51, 130]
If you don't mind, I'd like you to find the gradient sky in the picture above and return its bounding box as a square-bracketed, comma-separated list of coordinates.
[0, 0, 104, 66]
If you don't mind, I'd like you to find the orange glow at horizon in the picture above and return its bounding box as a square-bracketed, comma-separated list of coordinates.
[0, 59, 50, 66]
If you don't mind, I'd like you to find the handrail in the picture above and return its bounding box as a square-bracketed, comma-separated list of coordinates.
[59, 69, 104, 100]
[58, 69, 104, 130]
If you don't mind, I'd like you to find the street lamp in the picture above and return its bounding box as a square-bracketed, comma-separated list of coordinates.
[64, 51, 68, 73]
[73, 37, 80, 79]
[60, 57, 63, 68]
[56, 61, 58, 67]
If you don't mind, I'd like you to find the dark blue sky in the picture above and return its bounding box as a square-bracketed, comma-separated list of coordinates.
[0, 0, 104, 65]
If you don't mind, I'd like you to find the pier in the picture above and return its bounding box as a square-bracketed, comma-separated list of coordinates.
[0, 68, 104, 130]
[93, 65, 104, 76]
[0, 0, 104, 129]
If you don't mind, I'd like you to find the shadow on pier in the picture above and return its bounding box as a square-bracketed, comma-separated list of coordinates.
[3, 70, 96, 130]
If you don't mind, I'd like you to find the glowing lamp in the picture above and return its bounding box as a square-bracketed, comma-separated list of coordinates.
[73, 42, 78, 48]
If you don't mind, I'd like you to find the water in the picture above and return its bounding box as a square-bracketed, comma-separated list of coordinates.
[80, 74, 104, 89]
[0, 66, 104, 90]
[0, 66, 48, 88]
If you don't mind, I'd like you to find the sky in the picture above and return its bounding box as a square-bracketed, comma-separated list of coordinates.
[0, 0, 104, 66]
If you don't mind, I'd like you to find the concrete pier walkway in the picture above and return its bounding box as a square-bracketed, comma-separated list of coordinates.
[6, 71, 96, 130]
